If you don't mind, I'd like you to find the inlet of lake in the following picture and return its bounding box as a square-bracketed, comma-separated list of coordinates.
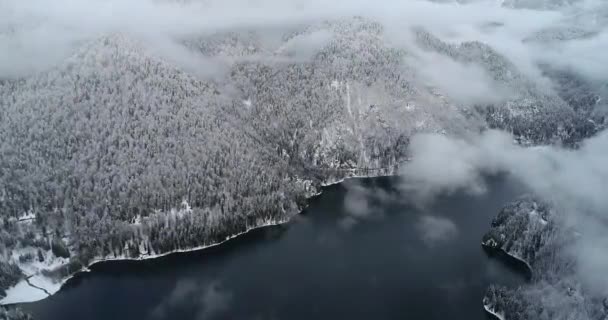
[23, 176, 527, 320]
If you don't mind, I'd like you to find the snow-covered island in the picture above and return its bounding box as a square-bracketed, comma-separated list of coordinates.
[482, 197, 608, 320]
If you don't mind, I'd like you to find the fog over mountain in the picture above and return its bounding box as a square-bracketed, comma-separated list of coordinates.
[1, 0, 607, 319]
[402, 130, 608, 318]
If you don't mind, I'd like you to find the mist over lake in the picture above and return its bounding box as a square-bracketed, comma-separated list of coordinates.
[23, 176, 527, 320]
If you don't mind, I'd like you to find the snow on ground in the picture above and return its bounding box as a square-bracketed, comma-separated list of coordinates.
[0, 247, 68, 305]
[17, 211, 35, 223]
[0, 280, 48, 305]
[0, 216, 289, 305]
[28, 275, 62, 295]
[11, 247, 69, 277]
[483, 303, 506, 320]
[529, 208, 548, 225]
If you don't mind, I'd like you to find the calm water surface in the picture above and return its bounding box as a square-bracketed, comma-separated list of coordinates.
[25, 176, 526, 320]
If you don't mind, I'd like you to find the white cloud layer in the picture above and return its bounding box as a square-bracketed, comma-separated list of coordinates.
[400, 129, 608, 294]
[416, 215, 459, 247]
[2, 0, 608, 300]
[1, 0, 607, 93]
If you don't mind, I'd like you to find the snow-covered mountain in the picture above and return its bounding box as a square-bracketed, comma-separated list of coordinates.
[0, 5, 606, 319]
[0, 18, 476, 304]
[414, 27, 604, 145]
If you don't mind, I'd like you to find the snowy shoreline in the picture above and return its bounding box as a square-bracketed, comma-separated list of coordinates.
[1, 171, 527, 320]
[481, 241, 534, 277]
[0, 218, 289, 306]
[0, 172, 395, 306]
[483, 303, 506, 320]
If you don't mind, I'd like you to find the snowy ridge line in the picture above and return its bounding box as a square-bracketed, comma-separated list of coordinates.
[0, 218, 289, 306]
[484, 302, 506, 320]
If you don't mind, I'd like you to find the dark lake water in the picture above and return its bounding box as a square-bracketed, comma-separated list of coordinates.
[24, 176, 526, 320]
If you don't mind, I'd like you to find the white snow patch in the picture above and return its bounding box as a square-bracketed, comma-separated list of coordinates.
[345, 82, 353, 116]
[131, 214, 142, 226]
[18, 211, 35, 223]
[330, 79, 340, 89]
[529, 209, 548, 225]
[11, 247, 69, 277]
[483, 303, 506, 320]
[28, 275, 61, 295]
[0, 280, 48, 305]
[0, 216, 288, 305]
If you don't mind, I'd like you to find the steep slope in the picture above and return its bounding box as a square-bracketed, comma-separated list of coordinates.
[225, 18, 472, 176]
[0, 34, 311, 302]
[1, 15, 602, 306]
[414, 28, 603, 146]
[0, 18, 472, 303]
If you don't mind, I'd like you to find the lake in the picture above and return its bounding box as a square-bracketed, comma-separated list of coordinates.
[23, 176, 526, 320]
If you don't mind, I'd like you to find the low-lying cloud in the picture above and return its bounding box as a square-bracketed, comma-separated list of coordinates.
[3, 0, 608, 303]
[416, 215, 459, 247]
[151, 279, 232, 320]
[400, 129, 608, 294]
[343, 182, 375, 219]
[2, 0, 607, 97]
[399, 131, 506, 202]
[340, 180, 391, 230]
[408, 52, 514, 106]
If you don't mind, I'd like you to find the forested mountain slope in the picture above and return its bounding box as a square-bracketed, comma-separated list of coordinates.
[414, 28, 604, 145]
[0, 33, 311, 301]
[0, 15, 604, 307]
[0, 19, 470, 302]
